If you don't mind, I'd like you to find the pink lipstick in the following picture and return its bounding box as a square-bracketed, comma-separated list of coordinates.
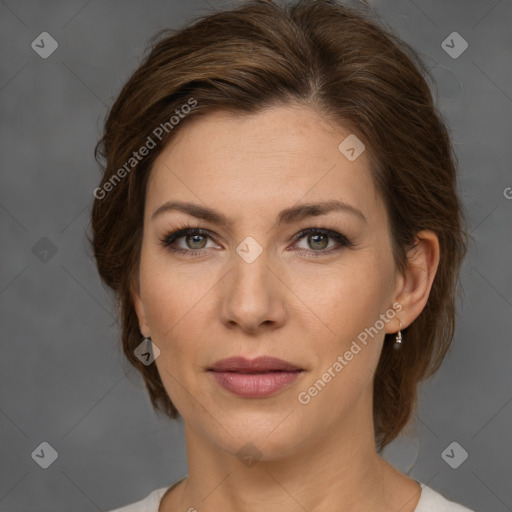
[208, 356, 303, 398]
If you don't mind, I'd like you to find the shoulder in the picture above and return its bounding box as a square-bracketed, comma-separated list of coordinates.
[106, 486, 169, 512]
[415, 483, 475, 512]
[106, 476, 186, 512]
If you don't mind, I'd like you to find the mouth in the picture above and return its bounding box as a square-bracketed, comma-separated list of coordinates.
[208, 356, 304, 398]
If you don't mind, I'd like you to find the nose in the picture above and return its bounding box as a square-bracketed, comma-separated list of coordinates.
[219, 248, 287, 335]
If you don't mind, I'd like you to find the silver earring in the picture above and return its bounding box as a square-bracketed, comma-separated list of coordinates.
[394, 321, 403, 347]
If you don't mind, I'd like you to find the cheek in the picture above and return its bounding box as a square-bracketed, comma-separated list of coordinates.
[292, 258, 395, 419]
[291, 250, 395, 335]
[138, 251, 212, 408]
[139, 241, 208, 333]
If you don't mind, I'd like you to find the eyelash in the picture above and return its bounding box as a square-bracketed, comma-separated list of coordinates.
[159, 222, 354, 258]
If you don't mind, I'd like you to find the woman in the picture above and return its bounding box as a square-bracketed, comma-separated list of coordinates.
[91, 1, 473, 510]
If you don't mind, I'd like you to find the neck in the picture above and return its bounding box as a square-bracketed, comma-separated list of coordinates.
[163, 399, 421, 512]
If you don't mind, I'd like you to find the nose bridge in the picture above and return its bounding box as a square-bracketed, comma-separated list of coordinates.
[219, 240, 286, 331]
[229, 242, 273, 305]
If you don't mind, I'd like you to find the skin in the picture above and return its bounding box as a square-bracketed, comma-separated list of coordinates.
[131, 104, 440, 512]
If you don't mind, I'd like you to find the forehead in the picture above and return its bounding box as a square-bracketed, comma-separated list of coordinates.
[147, 105, 384, 224]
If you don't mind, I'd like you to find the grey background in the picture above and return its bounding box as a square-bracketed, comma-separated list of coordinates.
[1, 0, 511, 511]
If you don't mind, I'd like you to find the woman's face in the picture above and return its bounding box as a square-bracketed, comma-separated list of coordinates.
[133, 105, 403, 459]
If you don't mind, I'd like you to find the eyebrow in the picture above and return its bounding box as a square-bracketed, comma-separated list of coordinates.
[151, 199, 367, 227]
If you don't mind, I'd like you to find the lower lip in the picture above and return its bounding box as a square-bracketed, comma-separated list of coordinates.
[209, 371, 302, 398]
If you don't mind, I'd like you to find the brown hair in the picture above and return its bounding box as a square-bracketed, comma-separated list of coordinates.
[90, 0, 467, 450]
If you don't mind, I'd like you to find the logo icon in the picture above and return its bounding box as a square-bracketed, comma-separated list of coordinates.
[134, 338, 161, 365]
[441, 32, 468, 59]
[338, 134, 365, 161]
[236, 442, 262, 468]
[31, 32, 59, 59]
[32, 237, 58, 263]
[441, 441, 468, 469]
[31, 442, 58, 469]
[236, 236, 263, 264]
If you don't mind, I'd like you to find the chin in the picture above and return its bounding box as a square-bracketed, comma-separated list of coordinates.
[205, 408, 311, 462]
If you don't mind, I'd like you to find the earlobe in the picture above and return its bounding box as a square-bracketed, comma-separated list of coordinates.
[391, 230, 440, 331]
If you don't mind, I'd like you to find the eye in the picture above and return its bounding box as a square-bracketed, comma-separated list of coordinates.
[160, 227, 219, 256]
[292, 228, 353, 257]
[160, 225, 353, 258]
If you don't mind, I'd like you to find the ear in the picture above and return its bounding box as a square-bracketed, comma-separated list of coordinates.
[130, 274, 151, 338]
[387, 230, 440, 333]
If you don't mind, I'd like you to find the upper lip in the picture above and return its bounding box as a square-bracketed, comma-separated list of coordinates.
[208, 356, 303, 373]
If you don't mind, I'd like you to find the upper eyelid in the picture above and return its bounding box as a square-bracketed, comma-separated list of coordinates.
[165, 221, 344, 236]
[164, 226, 339, 240]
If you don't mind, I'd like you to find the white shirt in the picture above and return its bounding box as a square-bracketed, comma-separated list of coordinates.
[108, 479, 475, 511]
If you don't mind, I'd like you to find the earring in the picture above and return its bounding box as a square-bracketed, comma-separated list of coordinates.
[394, 321, 403, 347]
